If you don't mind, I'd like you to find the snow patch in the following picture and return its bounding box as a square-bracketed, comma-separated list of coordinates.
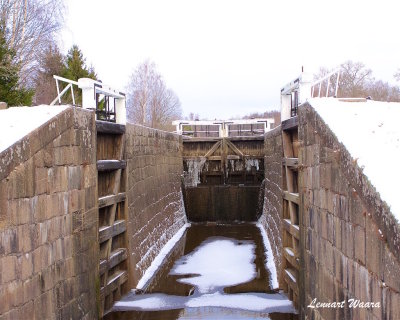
[170, 237, 256, 293]
[114, 292, 296, 314]
[0, 105, 69, 153]
[309, 98, 400, 221]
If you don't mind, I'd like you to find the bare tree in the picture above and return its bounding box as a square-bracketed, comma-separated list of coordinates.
[395, 70, 400, 82]
[314, 60, 400, 102]
[366, 80, 400, 102]
[33, 43, 64, 104]
[126, 60, 182, 130]
[0, 0, 64, 87]
[338, 60, 373, 97]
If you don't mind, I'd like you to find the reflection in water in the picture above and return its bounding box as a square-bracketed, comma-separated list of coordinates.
[105, 223, 298, 320]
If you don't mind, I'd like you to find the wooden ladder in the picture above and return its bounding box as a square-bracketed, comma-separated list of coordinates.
[96, 121, 129, 317]
[281, 116, 300, 308]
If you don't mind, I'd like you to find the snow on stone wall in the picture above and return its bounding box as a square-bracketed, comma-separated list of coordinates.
[125, 124, 187, 287]
[308, 98, 400, 221]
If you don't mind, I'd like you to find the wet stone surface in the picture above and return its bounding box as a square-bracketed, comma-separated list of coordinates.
[105, 223, 298, 320]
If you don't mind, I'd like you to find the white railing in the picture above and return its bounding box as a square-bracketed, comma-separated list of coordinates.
[311, 69, 341, 98]
[172, 118, 274, 138]
[50, 75, 79, 106]
[50, 76, 127, 124]
[280, 72, 313, 121]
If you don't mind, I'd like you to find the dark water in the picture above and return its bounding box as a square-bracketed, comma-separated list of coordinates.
[105, 223, 298, 320]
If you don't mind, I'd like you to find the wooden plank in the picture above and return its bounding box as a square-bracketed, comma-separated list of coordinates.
[284, 268, 299, 294]
[96, 120, 126, 134]
[283, 219, 300, 239]
[183, 156, 207, 161]
[227, 155, 240, 160]
[282, 131, 298, 225]
[282, 157, 299, 169]
[204, 140, 221, 158]
[225, 139, 245, 157]
[98, 193, 126, 208]
[208, 156, 222, 161]
[283, 247, 300, 270]
[100, 270, 128, 297]
[283, 191, 300, 204]
[204, 172, 223, 176]
[97, 160, 126, 171]
[182, 136, 265, 143]
[99, 248, 127, 275]
[99, 220, 126, 243]
[281, 116, 298, 131]
[228, 136, 265, 142]
[183, 137, 221, 143]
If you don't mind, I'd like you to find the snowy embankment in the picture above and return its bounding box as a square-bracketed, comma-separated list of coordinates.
[308, 98, 400, 221]
[0, 105, 70, 153]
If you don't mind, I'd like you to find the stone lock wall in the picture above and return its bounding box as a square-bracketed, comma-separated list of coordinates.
[0, 108, 98, 319]
[258, 127, 284, 280]
[124, 124, 186, 287]
[298, 104, 400, 320]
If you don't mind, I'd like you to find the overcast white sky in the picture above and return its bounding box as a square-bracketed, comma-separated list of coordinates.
[60, 0, 399, 119]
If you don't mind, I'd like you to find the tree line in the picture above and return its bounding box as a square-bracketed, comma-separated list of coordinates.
[315, 60, 400, 102]
[0, 2, 398, 130]
[0, 0, 96, 106]
[0, 0, 181, 129]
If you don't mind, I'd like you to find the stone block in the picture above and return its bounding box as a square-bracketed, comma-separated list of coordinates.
[354, 225, 366, 265]
[43, 145, 54, 168]
[354, 264, 370, 303]
[35, 167, 47, 195]
[23, 274, 41, 303]
[341, 221, 354, 259]
[32, 246, 43, 275]
[68, 166, 82, 190]
[383, 246, 400, 292]
[32, 194, 46, 223]
[346, 258, 355, 293]
[390, 290, 400, 320]
[349, 192, 366, 227]
[33, 290, 54, 320]
[20, 252, 33, 281]
[365, 216, 384, 278]
[10, 198, 32, 225]
[370, 276, 383, 319]
[17, 300, 34, 320]
[1, 256, 17, 284]
[68, 189, 80, 213]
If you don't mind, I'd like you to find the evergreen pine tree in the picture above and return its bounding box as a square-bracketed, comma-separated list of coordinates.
[62, 45, 97, 106]
[0, 27, 34, 106]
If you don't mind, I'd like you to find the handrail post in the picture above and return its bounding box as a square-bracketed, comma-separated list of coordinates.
[78, 78, 96, 110]
[115, 95, 126, 125]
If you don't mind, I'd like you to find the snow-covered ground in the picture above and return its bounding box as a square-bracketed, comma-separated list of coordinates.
[0, 105, 69, 153]
[115, 232, 295, 314]
[170, 237, 256, 293]
[308, 98, 400, 221]
[114, 291, 296, 313]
